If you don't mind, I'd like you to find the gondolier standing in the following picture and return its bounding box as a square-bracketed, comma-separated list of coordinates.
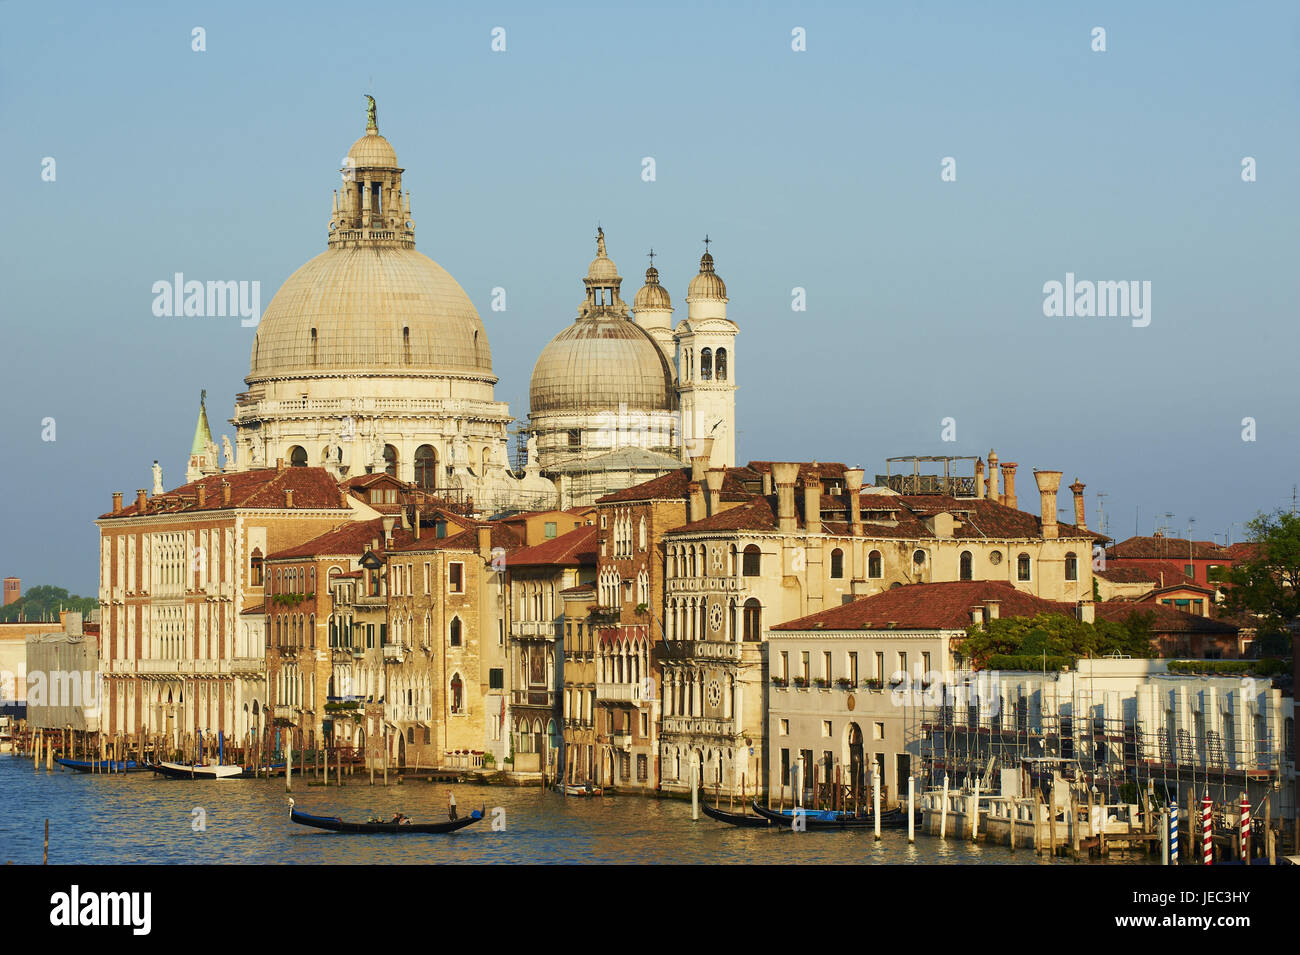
[448, 790, 458, 821]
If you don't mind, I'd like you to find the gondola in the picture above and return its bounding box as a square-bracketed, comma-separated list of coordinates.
[751, 800, 913, 830]
[152, 760, 245, 780]
[556, 784, 603, 797]
[700, 800, 772, 828]
[55, 757, 141, 773]
[287, 799, 484, 834]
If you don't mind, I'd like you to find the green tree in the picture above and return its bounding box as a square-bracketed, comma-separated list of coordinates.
[1222, 510, 1300, 629]
[0, 584, 97, 623]
[959, 611, 1156, 668]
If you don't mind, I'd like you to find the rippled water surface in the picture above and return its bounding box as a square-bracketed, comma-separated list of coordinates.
[0, 757, 1133, 864]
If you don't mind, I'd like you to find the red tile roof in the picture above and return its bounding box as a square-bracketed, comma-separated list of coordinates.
[267, 518, 393, 560]
[772, 580, 1075, 631]
[1094, 602, 1237, 634]
[1095, 562, 1193, 586]
[595, 467, 755, 504]
[100, 467, 349, 519]
[1108, 536, 1227, 560]
[505, 525, 599, 568]
[388, 522, 521, 554]
[560, 582, 595, 595]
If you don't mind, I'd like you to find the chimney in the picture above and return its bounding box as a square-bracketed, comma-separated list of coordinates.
[971, 607, 983, 624]
[1069, 478, 1087, 530]
[983, 599, 1000, 620]
[987, 450, 999, 501]
[197, 484, 207, 508]
[284, 488, 294, 508]
[136, 489, 147, 513]
[803, 470, 822, 535]
[413, 508, 422, 540]
[1001, 462, 1018, 509]
[686, 481, 704, 524]
[371, 537, 380, 553]
[1076, 599, 1095, 624]
[1034, 470, 1063, 539]
[221, 481, 231, 506]
[338, 488, 350, 509]
[477, 524, 493, 561]
[381, 516, 396, 547]
[761, 471, 773, 496]
[276, 457, 286, 472]
[772, 463, 799, 533]
[973, 459, 985, 500]
[844, 467, 864, 536]
[689, 436, 714, 484]
[705, 467, 724, 517]
[112, 492, 123, 514]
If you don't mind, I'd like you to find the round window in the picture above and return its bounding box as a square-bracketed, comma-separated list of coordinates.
[989, 550, 1003, 565]
[912, 549, 926, 565]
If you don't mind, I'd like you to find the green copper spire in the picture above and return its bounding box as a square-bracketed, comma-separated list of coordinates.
[190, 389, 214, 458]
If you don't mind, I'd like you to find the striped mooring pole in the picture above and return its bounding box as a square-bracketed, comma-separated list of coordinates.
[1169, 806, 1179, 864]
[1240, 793, 1251, 860]
[1202, 792, 1212, 865]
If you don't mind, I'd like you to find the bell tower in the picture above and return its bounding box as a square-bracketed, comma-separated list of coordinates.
[675, 238, 738, 468]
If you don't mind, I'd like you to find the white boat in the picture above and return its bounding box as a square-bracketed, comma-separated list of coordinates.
[153, 760, 244, 780]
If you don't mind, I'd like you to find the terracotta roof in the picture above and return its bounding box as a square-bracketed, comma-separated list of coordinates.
[746, 461, 850, 480]
[241, 603, 266, 615]
[772, 580, 1075, 632]
[268, 518, 393, 560]
[389, 522, 521, 554]
[505, 525, 599, 568]
[1093, 602, 1238, 634]
[100, 467, 348, 519]
[560, 582, 596, 595]
[1095, 562, 1193, 586]
[1225, 542, 1259, 561]
[1108, 536, 1227, 560]
[595, 467, 754, 504]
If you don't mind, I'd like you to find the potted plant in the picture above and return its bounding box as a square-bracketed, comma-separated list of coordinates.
[792, 676, 808, 688]
[835, 677, 854, 689]
[865, 678, 883, 690]
[813, 677, 828, 688]
[771, 676, 788, 688]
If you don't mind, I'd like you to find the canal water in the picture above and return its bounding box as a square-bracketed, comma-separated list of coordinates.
[0, 757, 1131, 864]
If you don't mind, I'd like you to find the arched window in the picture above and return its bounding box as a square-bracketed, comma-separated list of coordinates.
[1064, 552, 1078, 581]
[449, 616, 462, 647]
[1017, 553, 1032, 581]
[715, 348, 727, 381]
[402, 326, 411, 363]
[414, 445, 438, 490]
[482, 447, 491, 475]
[868, 550, 882, 579]
[289, 446, 308, 467]
[450, 673, 463, 713]
[250, 548, 264, 586]
[960, 551, 973, 581]
[700, 347, 713, 380]
[830, 548, 844, 579]
[638, 516, 646, 551]
[742, 545, 761, 577]
[743, 599, 762, 642]
[383, 444, 398, 477]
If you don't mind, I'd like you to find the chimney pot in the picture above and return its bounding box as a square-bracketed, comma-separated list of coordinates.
[772, 463, 799, 533]
[477, 524, 492, 560]
[1076, 599, 1095, 624]
[705, 467, 724, 517]
[339, 488, 350, 509]
[1033, 470, 1063, 539]
[983, 598, 1000, 620]
[686, 481, 704, 524]
[1069, 479, 1087, 531]
[414, 507, 422, 540]
[844, 467, 864, 536]
[987, 450, 1000, 501]
[381, 515, 397, 546]
[276, 457, 286, 472]
[220, 481, 231, 506]
[1001, 462, 1018, 509]
[973, 459, 986, 500]
[112, 492, 123, 514]
[284, 488, 294, 508]
[197, 484, 207, 507]
[136, 489, 147, 513]
[803, 469, 822, 535]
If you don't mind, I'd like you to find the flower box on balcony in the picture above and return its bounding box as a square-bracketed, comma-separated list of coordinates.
[835, 678, 854, 689]
[813, 678, 828, 688]
[771, 677, 788, 688]
[792, 677, 808, 688]
[864, 679, 883, 690]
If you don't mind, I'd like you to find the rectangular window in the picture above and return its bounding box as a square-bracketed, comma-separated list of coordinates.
[366, 624, 375, 649]
[800, 651, 810, 681]
[424, 563, 430, 595]
[780, 651, 789, 680]
[822, 720, 832, 737]
[847, 652, 858, 684]
[637, 754, 648, 782]
[780, 748, 790, 785]
[448, 562, 464, 593]
[779, 719, 789, 736]
[489, 668, 503, 690]
[498, 619, 504, 647]
[823, 651, 832, 682]
[620, 754, 631, 780]
[896, 651, 907, 680]
[875, 651, 884, 681]
[874, 721, 885, 741]
[379, 623, 387, 646]
[640, 712, 649, 736]
[922, 651, 931, 677]
[545, 521, 557, 539]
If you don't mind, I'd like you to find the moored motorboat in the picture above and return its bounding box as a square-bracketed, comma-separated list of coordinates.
[700, 801, 772, 828]
[55, 757, 140, 773]
[556, 783, 603, 797]
[287, 798, 483, 834]
[152, 760, 245, 780]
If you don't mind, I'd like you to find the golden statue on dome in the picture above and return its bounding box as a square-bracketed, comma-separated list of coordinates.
[365, 95, 377, 131]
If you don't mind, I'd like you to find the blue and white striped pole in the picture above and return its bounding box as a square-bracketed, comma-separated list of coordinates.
[1169, 806, 1179, 864]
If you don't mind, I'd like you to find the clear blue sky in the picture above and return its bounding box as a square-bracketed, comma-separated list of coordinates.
[2, 0, 1297, 594]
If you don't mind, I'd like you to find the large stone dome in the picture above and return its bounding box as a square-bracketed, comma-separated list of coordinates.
[530, 314, 675, 415]
[248, 246, 494, 381]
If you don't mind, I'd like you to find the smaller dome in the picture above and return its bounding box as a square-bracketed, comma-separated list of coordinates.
[346, 130, 399, 169]
[687, 251, 727, 301]
[633, 266, 672, 310]
[588, 254, 619, 282]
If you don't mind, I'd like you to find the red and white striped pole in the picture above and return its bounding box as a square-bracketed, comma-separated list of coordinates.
[1239, 793, 1251, 861]
[1202, 792, 1212, 865]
